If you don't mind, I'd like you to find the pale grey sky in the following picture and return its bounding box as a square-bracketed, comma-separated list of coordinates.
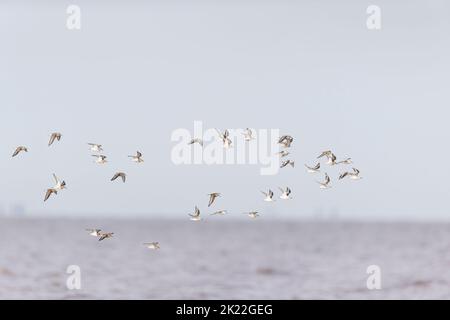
[1, 0, 449, 220]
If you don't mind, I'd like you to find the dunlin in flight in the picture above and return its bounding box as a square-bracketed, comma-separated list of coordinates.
[48, 132, 62, 146]
[261, 189, 275, 202]
[278, 135, 293, 148]
[189, 206, 202, 221]
[305, 163, 320, 173]
[111, 172, 126, 183]
[143, 242, 160, 250]
[339, 167, 362, 180]
[129, 151, 144, 163]
[280, 159, 295, 168]
[188, 138, 203, 147]
[279, 187, 292, 200]
[317, 173, 332, 189]
[88, 143, 103, 152]
[44, 188, 58, 202]
[12, 146, 28, 157]
[207, 192, 221, 207]
[98, 232, 114, 241]
[86, 229, 102, 237]
[92, 155, 107, 164]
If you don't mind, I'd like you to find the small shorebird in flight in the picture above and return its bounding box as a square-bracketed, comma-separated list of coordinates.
[261, 189, 275, 202]
[98, 232, 114, 241]
[111, 172, 126, 183]
[210, 210, 228, 216]
[44, 188, 58, 202]
[280, 159, 295, 168]
[207, 192, 221, 207]
[86, 229, 102, 237]
[52, 173, 67, 191]
[88, 143, 103, 152]
[216, 129, 232, 149]
[278, 135, 293, 148]
[339, 168, 362, 180]
[242, 128, 254, 141]
[279, 187, 292, 200]
[305, 163, 320, 173]
[143, 242, 160, 250]
[12, 146, 28, 157]
[336, 157, 353, 165]
[276, 150, 290, 158]
[189, 206, 202, 221]
[92, 155, 107, 164]
[48, 132, 62, 146]
[188, 138, 203, 147]
[243, 211, 259, 219]
[317, 173, 332, 189]
[317, 150, 337, 165]
[129, 151, 144, 163]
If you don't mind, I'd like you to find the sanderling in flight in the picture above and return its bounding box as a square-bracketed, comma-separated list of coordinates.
[317, 150, 337, 165]
[305, 163, 320, 173]
[129, 151, 144, 163]
[261, 189, 275, 202]
[86, 229, 102, 237]
[339, 167, 362, 180]
[242, 128, 254, 141]
[278, 135, 293, 148]
[276, 150, 290, 158]
[143, 242, 160, 250]
[44, 188, 58, 202]
[210, 210, 228, 216]
[111, 172, 126, 183]
[279, 187, 292, 200]
[88, 143, 103, 152]
[280, 159, 295, 168]
[98, 232, 114, 241]
[188, 138, 203, 147]
[189, 206, 202, 221]
[243, 211, 259, 219]
[207, 192, 221, 207]
[317, 173, 332, 189]
[336, 157, 353, 165]
[92, 155, 107, 164]
[52, 173, 67, 191]
[12, 146, 28, 157]
[216, 129, 232, 149]
[48, 132, 62, 146]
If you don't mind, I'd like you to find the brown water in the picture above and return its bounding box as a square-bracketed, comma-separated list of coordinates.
[0, 218, 449, 299]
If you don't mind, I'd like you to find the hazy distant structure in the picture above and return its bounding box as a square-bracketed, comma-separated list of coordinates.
[11, 204, 26, 216]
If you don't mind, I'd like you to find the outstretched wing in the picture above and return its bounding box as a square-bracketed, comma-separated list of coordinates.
[48, 133, 56, 146]
[12, 147, 21, 157]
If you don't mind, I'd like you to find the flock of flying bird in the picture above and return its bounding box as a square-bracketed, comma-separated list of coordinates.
[10, 129, 362, 249]
[186, 129, 362, 221]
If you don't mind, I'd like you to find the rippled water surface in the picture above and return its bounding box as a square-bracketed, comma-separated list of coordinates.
[0, 218, 449, 299]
